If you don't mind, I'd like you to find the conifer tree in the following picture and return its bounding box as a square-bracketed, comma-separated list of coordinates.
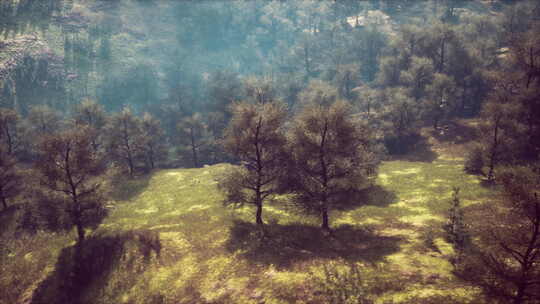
[36, 127, 107, 243]
[219, 101, 287, 228]
[0, 149, 21, 211]
[286, 100, 378, 233]
[177, 113, 210, 168]
[139, 112, 168, 170]
[443, 187, 469, 264]
[106, 107, 141, 176]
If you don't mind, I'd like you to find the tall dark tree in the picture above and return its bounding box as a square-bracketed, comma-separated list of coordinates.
[35, 127, 107, 243]
[287, 100, 378, 232]
[138, 112, 168, 170]
[177, 113, 210, 168]
[106, 107, 141, 176]
[219, 101, 287, 227]
[73, 99, 107, 153]
[26, 105, 62, 136]
[464, 167, 540, 304]
[0, 150, 21, 211]
[423, 73, 457, 130]
[0, 108, 22, 155]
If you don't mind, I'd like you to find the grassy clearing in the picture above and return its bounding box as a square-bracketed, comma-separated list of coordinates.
[83, 153, 491, 303]
[1, 143, 495, 303]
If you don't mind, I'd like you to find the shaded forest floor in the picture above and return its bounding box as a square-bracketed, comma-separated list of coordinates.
[1, 121, 496, 304]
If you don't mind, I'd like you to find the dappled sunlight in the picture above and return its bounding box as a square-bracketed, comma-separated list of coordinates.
[134, 206, 158, 214]
[400, 212, 443, 226]
[43, 158, 491, 303]
[390, 167, 421, 175]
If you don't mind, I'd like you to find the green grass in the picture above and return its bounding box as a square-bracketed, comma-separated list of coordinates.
[1, 155, 495, 304]
[93, 155, 492, 303]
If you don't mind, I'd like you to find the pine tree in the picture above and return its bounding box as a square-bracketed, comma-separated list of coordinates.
[219, 101, 288, 228]
[36, 127, 107, 243]
[286, 100, 378, 233]
[443, 187, 469, 264]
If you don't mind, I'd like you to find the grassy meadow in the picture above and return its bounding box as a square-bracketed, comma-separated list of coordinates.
[1, 127, 496, 304]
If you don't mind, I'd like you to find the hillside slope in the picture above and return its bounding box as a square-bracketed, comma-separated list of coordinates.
[31, 153, 491, 303]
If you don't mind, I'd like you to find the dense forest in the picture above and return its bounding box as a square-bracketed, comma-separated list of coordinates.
[1, 0, 539, 303]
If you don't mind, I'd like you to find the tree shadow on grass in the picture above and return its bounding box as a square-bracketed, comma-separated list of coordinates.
[225, 221, 404, 269]
[0, 205, 21, 239]
[333, 185, 398, 212]
[390, 135, 438, 163]
[108, 172, 153, 202]
[31, 230, 161, 304]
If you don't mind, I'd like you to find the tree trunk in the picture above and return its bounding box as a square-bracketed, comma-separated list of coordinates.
[190, 127, 199, 167]
[256, 202, 264, 226]
[192, 145, 198, 168]
[514, 280, 526, 304]
[148, 146, 155, 169]
[6, 127, 13, 155]
[321, 205, 330, 232]
[487, 117, 500, 181]
[76, 222, 85, 244]
[127, 155, 134, 176]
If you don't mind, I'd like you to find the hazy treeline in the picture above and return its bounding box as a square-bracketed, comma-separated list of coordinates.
[1, 0, 538, 161]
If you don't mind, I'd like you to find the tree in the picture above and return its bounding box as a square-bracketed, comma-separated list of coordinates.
[464, 167, 540, 304]
[73, 99, 107, 153]
[106, 107, 141, 176]
[423, 73, 457, 130]
[219, 101, 287, 228]
[177, 113, 210, 168]
[35, 127, 107, 243]
[24, 105, 63, 159]
[242, 75, 277, 104]
[399, 56, 435, 103]
[379, 87, 420, 154]
[353, 86, 382, 121]
[206, 70, 243, 137]
[138, 112, 168, 170]
[0, 150, 21, 211]
[477, 74, 520, 181]
[287, 100, 378, 232]
[298, 80, 339, 108]
[443, 187, 469, 265]
[331, 64, 361, 101]
[479, 102, 510, 182]
[26, 105, 62, 136]
[0, 108, 22, 155]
